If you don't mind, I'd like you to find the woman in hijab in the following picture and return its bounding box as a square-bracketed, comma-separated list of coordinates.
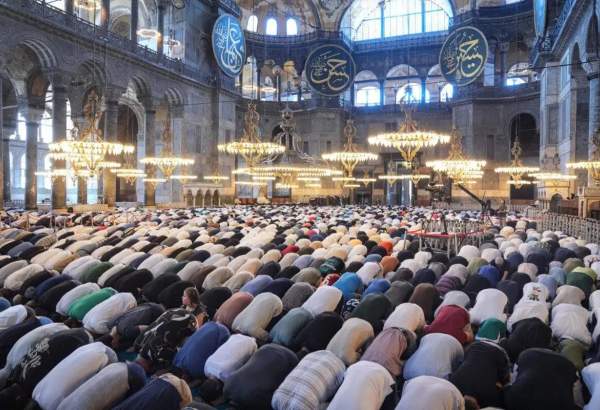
[411, 268, 437, 286]
[232, 292, 283, 342]
[408, 283, 440, 323]
[350, 294, 393, 333]
[361, 326, 412, 378]
[281, 282, 314, 311]
[293, 311, 344, 354]
[504, 348, 578, 410]
[326, 317, 374, 366]
[500, 317, 552, 363]
[214, 292, 253, 330]
[384, 281, 414, 307]
[199, 287, 233, 319]
[425, 305, 474, 345]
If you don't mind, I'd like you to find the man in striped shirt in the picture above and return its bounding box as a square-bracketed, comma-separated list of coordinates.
[272, 350, 345, 410]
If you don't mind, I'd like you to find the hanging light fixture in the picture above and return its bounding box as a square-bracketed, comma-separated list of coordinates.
[495, 137, 540, 188]
[48, 91, 134, 179]
[369, 104, 451, 164]
[141, 110, 194, 180]
[233, 107, 342, 187]
[567, 129, 600, 184]
[322, 119, 378, 178]
[204, 170, 230, 185]
[143, 177, 168, 188]
[218, 102, 285, 167]
[426, 128, 486, 184]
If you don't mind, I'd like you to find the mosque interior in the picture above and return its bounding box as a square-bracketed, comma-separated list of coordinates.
[2, 1, 600, 410]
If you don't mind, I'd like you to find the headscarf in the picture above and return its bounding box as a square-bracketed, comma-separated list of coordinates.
[292, 267, 322, 287]
[384, 281, 414, 307]
[424, 305, 471, 344]
[333, 272, 363, 301]
[356, 262, 382, 285]
[281, 282, 314, 311]
[477, 265, 501, 288]
[363, 279, 391, 296]
[199, 287, 233, 319]
[408, 283, 439, 323]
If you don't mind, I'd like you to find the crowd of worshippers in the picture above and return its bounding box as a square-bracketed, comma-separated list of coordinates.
[0, 205, 599, 410]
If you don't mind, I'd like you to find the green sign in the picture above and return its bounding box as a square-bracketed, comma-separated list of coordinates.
[439, 26, 488, 87]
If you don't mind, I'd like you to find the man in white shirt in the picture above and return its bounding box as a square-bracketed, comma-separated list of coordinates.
[395, 375, 465, 410]
[328, 360, 395, 410]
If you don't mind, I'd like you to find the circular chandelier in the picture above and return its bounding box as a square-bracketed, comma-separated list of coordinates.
[49, 91, 134, 178]
[233, 107, 341, 189]
[204, 172, 230, 185]
[426, 128, 486, 184]
[112, 168, 147, 185]
[322, 119, 378, 177]
[218, 102, 285, 167]
[369, 105, 450, 164]
[529, 172, 577, 182]
[494, 137, 540, 188]
[141, 111, 194, 180]
[235, 181, 266, 187]
[143, 177, 167, 187]
[567, 129, 600, 184]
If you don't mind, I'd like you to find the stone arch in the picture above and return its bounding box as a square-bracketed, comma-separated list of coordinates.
[213, 190, 220, 206]
[354, 70, 379, 107]
[204, 189, 213, 207]
[384, 64, 420, 105]
[19, 39, 58, 71]
[128, 75, 153, 108]
[164, 87, 185, 107]
[185, 189, 194, 206]
[195, 190, 203, 207]
[77, 59, 109, 89]
[509, 113, 539, 162]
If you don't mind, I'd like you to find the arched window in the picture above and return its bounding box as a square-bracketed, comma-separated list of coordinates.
[342, 0, 452, 42]
[354, 71, 380, 107]
[266, 18, 278, 35]
[247, 15, 258, 32]
[396, 83, 429, 104]
[385, 64, 419, 104]
[286, 18, 298, 35]
[356, 86, 380, 106]
[440, 83, 454, 102]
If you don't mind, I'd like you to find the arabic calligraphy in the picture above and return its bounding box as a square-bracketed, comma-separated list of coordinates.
[440, 26, 488, 87]
[212, 14, 246, 77]
[306, 45, 356, 96]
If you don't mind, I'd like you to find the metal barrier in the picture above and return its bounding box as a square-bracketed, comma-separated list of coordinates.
[537, 212, 600, 243]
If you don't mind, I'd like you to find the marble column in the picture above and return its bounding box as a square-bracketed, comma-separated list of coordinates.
[23, 104, 43, 210]
[65, 0, 74, 15]
[157, 1, 165, 57]
[102, 97, 120, 206]
[587, 69, 600, 156]
[101, 0, 110, 30]
[130, 0, 139, 43]
[77, 177, 87, 204]
[144, 108, 156, 206]
[52, 84, 67, 209]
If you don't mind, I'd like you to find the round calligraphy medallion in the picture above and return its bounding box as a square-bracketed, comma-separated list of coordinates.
[305, 44, 356, 96]
[439, 26, 489, 87]
[534, 0, 548, 38]
[212, 14, 246, 78]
